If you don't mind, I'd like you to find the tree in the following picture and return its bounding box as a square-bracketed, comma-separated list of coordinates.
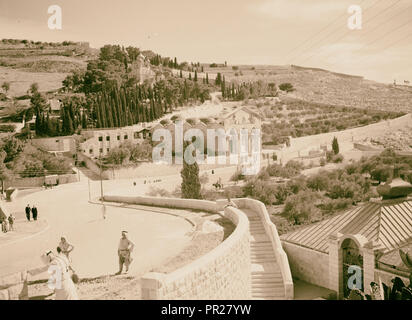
[181, 144, 202, 199]
[283, 190, 321, 225]
[1, 82, 10, 94]
[194, 70, 198, 82]
[279, 83, 295, 92]
[0, 151, 11, 193]
[332, 136, 339, 155]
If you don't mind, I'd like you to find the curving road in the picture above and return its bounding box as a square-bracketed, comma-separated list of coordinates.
[0, 173, 193, 279]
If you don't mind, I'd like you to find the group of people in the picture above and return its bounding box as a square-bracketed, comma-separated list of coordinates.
[1, 213, 15, 233]
[27, 236, 78, 300]
[25, 204, 38, 221]
[25, 231, 134, 300]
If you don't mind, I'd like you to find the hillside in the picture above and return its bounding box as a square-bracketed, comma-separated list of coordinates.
[203, 64, 412, 113]
[0, 39, 97, 96]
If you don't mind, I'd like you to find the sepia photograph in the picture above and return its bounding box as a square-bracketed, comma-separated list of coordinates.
[0, 0, 411, 308]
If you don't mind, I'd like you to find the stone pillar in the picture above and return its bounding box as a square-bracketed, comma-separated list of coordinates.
[328, 234, 342, 298]
[141, 272, 165, 300]
[362, 242, 376, 296]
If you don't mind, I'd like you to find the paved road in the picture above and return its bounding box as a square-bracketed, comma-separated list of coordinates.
[0, 173, 193, 279]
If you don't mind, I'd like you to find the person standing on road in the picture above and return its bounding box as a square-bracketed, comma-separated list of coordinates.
[102, 204, 107, 220]
[116, 231, 135, 275]
[25, 204, 31, 221]
[32, 205, 38, 221]
[59, 237, 74, 259]
[8, 213, 15, 231]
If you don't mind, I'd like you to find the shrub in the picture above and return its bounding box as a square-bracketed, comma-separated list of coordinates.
[283, 190, 321, 224]
[332, 154, 344, 163]
[279, 83, 295, 92]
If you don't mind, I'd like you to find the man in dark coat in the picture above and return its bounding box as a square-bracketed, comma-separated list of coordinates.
[25, 204, 31, 221]
[32, 205, 38, 221]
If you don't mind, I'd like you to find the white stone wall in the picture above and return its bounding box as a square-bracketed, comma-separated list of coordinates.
[138, 203, 251, 300]
[234, 198, 294, 299]
[282, 241, 330, 290]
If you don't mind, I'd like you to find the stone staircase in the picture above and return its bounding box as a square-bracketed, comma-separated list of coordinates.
[245, 209, 286, 300]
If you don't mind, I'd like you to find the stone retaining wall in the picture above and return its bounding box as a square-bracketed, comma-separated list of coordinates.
[141, 205, 251, 299]
[0, 271, 28, 300]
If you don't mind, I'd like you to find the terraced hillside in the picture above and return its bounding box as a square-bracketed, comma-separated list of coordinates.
[204, 64, 412, 113]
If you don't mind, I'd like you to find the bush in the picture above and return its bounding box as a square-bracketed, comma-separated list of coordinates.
[332, 154, 344, 163]
[231, 169, 245, 182]
[0, 124, 16, 132]
[279, 83, 295, 92]
[283, 190, 321, 224]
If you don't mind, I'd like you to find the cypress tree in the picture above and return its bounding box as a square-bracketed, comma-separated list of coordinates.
[181, 143, 202, 199]
[194, 70, 198, 82]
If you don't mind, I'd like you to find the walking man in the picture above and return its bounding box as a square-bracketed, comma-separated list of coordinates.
[116, 231, 134, 275]
[25, 204, 31, 221]
[8, 213, 15, 231]
[32, 205, 38, 221]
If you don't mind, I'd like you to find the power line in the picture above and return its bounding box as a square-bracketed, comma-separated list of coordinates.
[299, 1, 412, 66]
[287, 0, 374, 63]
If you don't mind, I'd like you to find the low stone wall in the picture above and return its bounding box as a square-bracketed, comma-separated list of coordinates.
[282, 241, 330, 290]
[233, 198, 294, 299]
[6, 173, 78, 189]
[141, 205, 251, 299]
[103, 195, 218, 213]
[0, 271, 28, 300]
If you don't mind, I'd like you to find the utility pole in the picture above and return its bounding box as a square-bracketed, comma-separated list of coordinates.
[99, 153, 104, 202]
[88, 178, 91, 201]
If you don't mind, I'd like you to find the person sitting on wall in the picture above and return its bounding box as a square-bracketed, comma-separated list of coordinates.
[224, 196, 238, 209]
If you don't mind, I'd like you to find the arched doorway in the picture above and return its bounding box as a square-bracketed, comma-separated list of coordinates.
[341, 238, 364, 298]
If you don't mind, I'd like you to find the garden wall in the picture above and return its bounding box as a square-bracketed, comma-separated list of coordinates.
[6, 173, 78, 189]
[282, 241, 330, 290]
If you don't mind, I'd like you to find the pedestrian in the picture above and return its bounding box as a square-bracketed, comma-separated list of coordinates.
[27, 250, 79, 300]
[116, 231, 134, 275]
[32, 205, 38, 221]
[25, 204, 31, 221]
[102, 204, 107, 220]
[8, 213, 15, 231]
[1, 218, 6, 233]
[58, 236, 74, 259]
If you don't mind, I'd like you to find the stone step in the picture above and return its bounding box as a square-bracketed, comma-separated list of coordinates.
[251, 289, 285, 296]
[252, 279, 284, 283]
[252, 281, 284, 287]
[251, 253, 276, 258]
[251, 258, 277, 262]
[252, 297, 286, 300]
[251, 272, 282, 277]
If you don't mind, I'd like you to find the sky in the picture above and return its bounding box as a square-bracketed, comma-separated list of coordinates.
[0, 0, 411, 83]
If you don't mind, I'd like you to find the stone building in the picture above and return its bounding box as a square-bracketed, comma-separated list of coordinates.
[281, 178, 412, 299]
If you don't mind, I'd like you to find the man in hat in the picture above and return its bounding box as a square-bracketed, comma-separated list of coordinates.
[116, 231, 135, 275]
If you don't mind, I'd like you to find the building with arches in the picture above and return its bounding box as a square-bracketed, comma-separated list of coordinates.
[280, 178, 412, 299]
